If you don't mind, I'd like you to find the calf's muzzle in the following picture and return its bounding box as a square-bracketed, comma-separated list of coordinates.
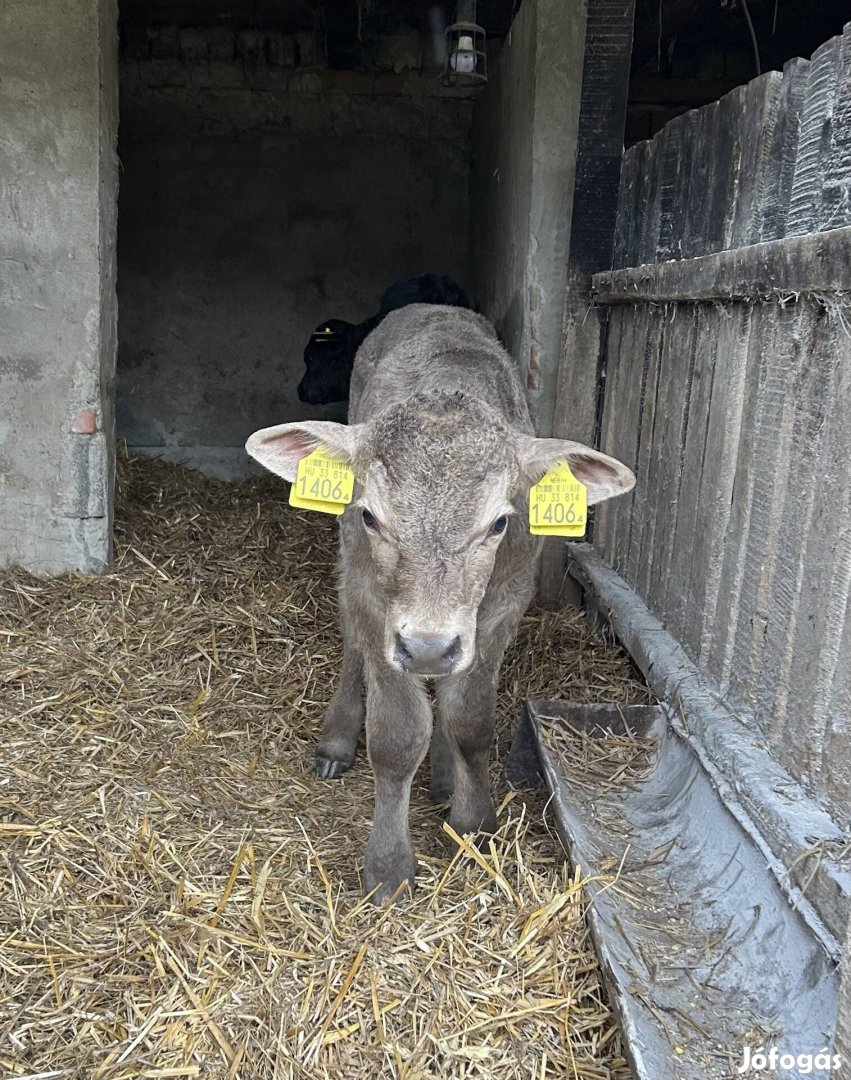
[394, 631, 461, 676]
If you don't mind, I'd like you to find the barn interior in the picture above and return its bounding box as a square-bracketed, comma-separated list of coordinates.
[115, 0, 850, 481]
[3, 0, 851, 1073]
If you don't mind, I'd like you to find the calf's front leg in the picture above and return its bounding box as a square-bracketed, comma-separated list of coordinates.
[435, 661, 500, 838]
[428, 723, 455, 803]
[316, 636, 364, 779]
[363, 665, 432, 903]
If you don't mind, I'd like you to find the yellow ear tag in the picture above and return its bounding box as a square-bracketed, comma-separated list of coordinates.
[289, 448, 355, 516]
[529, 462, 587, 537]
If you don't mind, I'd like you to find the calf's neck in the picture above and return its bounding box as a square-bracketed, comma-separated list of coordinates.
[247, 304, 634, 902]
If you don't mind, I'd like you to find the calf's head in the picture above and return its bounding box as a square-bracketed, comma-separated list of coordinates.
[247, 394, 634, 677]
[297, 319, 374, 405]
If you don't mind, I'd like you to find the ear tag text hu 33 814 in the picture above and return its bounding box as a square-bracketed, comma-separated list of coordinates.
[529, 462, 587, 537]
[290, 449, 355, 516]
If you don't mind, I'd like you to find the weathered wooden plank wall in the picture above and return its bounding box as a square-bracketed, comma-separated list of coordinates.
[592, 22, 851, 827]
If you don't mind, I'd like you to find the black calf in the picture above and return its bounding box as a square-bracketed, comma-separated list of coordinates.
[297, 317, 377, 406]
[297, 274, 471, 405]
[378, 273, 470, 316]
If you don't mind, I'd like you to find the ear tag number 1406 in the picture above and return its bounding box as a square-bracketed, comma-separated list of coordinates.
[529, 462, 587, 537]
[290, 449, 355, 516]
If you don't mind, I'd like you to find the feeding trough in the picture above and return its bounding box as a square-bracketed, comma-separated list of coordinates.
[508, 701, 841, 1079]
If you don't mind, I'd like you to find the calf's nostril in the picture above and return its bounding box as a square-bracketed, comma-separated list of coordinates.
[394, 633, 413, 664]
[443, 635, 461, 662]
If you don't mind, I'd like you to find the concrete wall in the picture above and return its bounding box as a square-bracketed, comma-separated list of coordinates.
[117, 32, 475, 478]
[0, 0, 119, 572]
[470, 0, 587, 435]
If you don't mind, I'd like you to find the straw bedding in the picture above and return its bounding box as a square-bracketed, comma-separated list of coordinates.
[0, 454, 649, 1079]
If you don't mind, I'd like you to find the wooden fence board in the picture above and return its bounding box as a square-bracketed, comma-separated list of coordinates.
[689, 305, 752, 670]
[623, 303, 658, 589]
[630, 307, 666, 598]
[636, 136, 663, 267]
[612, 142, 646, 270]
[655, 114, 685, 262]
[785, 311, 851, 805]
[594, 306, 629, 562]
[760, 57, 810, 241]
[665, 304, 716, 644]
[824, 586, 851, 821]
[681, 102, 718, 260]
[752, 305, 824, 751]
[702, 307, 764, 688]
[666, 108, 699, 262]
[821, 291, 851, 821]
[787, 36, 841, 236]
[612, 143, 637, 271]
[704, 86, 745, 254]
[611, 307, 655, 573]
[729, 73, 782, 246]
[822, 22, 851, 230]
[726, 303, 806, 719]
[632, 305, 665, 597]
[646, 305, 697, 625]
[603, 308, 638, 572]
[602, 303, 641, 571]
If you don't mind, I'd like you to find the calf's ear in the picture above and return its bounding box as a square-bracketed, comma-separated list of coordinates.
[246, 421, 364, 482]
[517, 437, 635, 506]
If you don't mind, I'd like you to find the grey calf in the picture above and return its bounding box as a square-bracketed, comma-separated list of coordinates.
[247, 304, 634, 902]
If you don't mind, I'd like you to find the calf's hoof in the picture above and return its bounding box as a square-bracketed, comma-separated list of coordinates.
[315, 755, 353, 780]
[428, 779, 453, 804]
[363, 848, 416, 905]
[449, 803, 498, 839]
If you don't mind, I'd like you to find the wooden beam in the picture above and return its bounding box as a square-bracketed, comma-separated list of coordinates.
[592, 223, 851, 303]
[538, 0, 636, 608]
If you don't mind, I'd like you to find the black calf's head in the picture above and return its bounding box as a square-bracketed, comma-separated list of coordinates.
[297, 319, 362, 405]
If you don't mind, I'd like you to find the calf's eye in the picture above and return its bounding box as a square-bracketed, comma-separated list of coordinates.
[362, 508, 378, 530]
[490, 515, 508, 536]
